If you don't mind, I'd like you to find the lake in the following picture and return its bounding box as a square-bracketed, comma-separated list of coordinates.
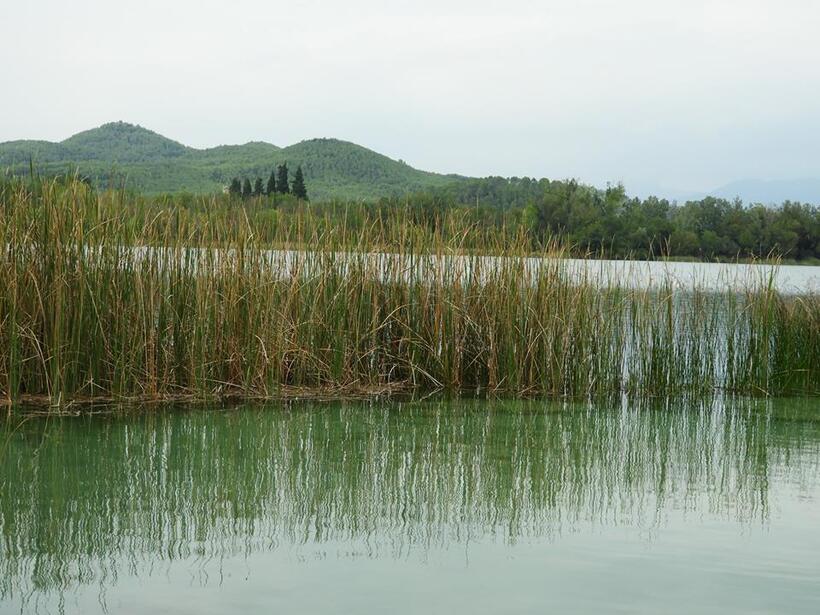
[127, 246, 820, 294]
[1, 398, 819, 614]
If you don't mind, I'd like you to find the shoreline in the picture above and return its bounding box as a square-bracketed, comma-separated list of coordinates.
[5, 385, 818, 416]
[1, 383, 412, 414]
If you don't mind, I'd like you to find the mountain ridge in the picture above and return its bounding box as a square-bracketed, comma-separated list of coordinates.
[0, 122, 460, 200]
[4, 123, 820, 205]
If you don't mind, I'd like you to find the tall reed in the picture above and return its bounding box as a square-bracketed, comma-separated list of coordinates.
[0, 178, 817, 406]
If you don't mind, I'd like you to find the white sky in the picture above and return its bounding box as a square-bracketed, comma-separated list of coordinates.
[2, 0, 819, 196]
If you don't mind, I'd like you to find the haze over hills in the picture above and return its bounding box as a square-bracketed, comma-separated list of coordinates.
[0, 122, 461, 200]
[651, 179, 820, 206]
[704, 178, 820, 206]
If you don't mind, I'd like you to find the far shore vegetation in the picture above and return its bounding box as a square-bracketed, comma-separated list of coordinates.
[0, 175, 817, 409]
[5, 169, 817, 263]
[0, 122, 817, 264]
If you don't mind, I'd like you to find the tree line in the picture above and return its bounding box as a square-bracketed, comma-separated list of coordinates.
[379, 178, 819, 261]
[4, 169, 817, 261]
[228, 163, 307, 200]
[522, 182, 818, 261]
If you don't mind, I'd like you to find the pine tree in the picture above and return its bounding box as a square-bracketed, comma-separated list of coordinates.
[229, 177, 242, 196]
[253, 177, 264, 197]
[276, 163, 289, 194]
[266, 170, 276, 195]
[242, 178, 252, 199]
[292, 166, 308, 200]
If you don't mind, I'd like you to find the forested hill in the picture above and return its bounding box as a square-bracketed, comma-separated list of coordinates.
[0, 122, 462, 200]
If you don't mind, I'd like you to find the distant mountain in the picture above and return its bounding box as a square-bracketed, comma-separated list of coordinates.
[60, 122, 191, 162]
[0, 122, 462, 200]
[706, 178, 820, 205]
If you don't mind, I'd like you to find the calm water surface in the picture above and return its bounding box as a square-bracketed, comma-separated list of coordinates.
[1, 398, 819, 614]
[130, 246, 820, 294]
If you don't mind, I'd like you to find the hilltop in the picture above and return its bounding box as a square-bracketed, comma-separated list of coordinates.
[0, 122, 462, 200]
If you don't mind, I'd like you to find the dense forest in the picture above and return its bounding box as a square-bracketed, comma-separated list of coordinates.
[382, 178, 820, 261]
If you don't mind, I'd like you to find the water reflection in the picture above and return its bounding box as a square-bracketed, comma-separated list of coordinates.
[1, 398, 818, 607]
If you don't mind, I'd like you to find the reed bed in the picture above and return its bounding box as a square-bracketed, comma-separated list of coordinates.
[0, 178, 817, 407]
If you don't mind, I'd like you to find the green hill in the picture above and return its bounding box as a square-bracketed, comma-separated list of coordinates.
[59, 122, 190, 162]
[0, 122, 462, 200]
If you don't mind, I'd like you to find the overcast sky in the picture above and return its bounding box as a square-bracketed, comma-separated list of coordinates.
[2, 0, 819, 197]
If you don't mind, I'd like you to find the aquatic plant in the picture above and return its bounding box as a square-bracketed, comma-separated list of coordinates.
[0, 178, 817, 406]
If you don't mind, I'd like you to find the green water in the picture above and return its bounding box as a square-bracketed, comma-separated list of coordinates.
[1, 398, 819, 614]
